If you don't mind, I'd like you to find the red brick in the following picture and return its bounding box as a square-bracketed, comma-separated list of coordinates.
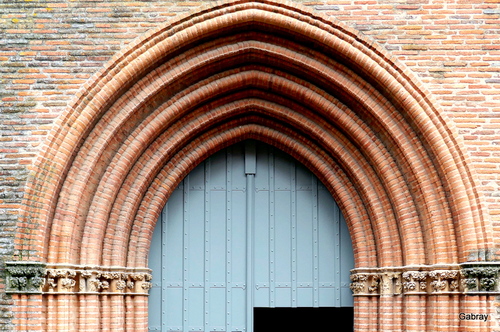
[2, 0, 500, 331]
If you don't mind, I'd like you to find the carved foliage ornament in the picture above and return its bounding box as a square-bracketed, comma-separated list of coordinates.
[5, 262, 152, 296]
[461, 266, 500, 292]
[402, 271, 428, 293]
[5, 262, 46, 294]
[350, 266, 470, 297]
[429, 270, 460, 292]
[45, 268, 153, 295]
[349, 273, 380, 295]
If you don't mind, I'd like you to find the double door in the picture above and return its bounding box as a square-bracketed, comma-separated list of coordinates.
[148, 141, 353, 332]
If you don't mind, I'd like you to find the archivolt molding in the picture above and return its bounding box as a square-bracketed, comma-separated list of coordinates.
[8, 1, 498, 331]
[19, 0, 491, 278]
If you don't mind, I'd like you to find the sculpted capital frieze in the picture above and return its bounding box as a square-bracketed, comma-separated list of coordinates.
[5, 262, 46, 294]
[350, 264, 477, 297]
[5, 262, 152, 296]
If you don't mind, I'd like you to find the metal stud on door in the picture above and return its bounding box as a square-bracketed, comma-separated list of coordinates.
[148, 141, 354, 332]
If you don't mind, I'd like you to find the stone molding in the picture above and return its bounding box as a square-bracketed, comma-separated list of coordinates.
[350, 263, 500, 296]
[5, 262, 152, 296]
[8, 262, 499, 297]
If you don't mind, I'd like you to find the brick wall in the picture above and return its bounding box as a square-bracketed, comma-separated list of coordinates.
[1, 0, 499, 331]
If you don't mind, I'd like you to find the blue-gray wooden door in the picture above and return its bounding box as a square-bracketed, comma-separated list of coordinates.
[148, 141, 354, 332]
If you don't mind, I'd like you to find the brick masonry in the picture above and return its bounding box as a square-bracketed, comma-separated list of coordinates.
[1, 0, 500, 331]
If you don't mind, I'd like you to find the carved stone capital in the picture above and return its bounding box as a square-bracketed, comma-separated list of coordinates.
[58, 265, 152, 295]
[46, 269, 78, 293]
[5, 262, 152, 296]
[461, 263, 500, 293]
[428, 270, 460, 293]
[402, 271, 428, 294]
[350, 265, 464, 297]
[5, 262, 46, 294]
[349, 270, 382, 296]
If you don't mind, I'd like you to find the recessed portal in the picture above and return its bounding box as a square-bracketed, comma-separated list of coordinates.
[148, 141, 354, 331]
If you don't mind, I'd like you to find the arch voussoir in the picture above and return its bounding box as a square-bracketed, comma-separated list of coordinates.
[128, 122, 379, 268]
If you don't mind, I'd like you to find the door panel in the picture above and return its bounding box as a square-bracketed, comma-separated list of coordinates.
[148, 141, 354, 332]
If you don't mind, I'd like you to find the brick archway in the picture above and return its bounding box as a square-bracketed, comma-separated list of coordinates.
[13, 0, 493, 331]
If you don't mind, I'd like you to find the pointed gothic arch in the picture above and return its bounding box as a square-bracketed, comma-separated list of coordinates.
[12, 0, 494, 331]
